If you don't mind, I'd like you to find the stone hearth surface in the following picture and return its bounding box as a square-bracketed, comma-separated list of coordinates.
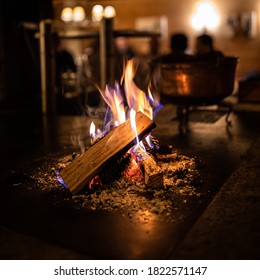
[0, 104, 259, 260]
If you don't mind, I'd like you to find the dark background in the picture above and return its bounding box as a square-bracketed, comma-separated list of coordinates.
[0, 0, 53, 109]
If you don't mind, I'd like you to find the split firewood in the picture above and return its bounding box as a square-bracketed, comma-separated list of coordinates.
[59, 111, 156, 195]
[142, 155, 163, 188]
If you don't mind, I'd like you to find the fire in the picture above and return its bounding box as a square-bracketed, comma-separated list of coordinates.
[123, 60, 161, 151]
[89, 121, 96, 138]
[56, 59, 163, 191]
[124, 59, 154, 120]
[87, 59, 162, 187]
[99, 83, 126, 127]
[87, 59, 162, 186]
[90, 58, 162, 150]
[129, 108, 143, 153]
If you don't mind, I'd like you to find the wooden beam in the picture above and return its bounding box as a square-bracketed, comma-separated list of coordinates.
[59, 111, 156, 194]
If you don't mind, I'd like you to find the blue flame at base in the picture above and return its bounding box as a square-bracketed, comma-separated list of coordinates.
[56, 171, 68, 189]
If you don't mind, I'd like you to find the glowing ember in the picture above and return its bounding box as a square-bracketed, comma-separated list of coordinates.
[122, 153, 144, 183]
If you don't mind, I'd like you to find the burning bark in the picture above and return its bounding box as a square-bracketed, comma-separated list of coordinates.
[59, 111, 156, 194]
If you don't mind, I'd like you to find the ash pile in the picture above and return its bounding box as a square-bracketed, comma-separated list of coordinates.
[33, 143, 202, 222]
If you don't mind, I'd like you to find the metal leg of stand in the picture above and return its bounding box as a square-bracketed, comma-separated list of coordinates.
[225, 104, 233, 126]
[177, 105, 189, 133]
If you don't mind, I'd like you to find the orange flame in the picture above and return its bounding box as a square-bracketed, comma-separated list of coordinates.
[124, 59, 153, 120]
[92, 58, 162, 150]
[99, 83, 126, 126]
[130, 108, 144, 153]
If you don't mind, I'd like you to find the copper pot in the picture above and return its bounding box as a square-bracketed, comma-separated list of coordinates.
[155, 56, 238, 104]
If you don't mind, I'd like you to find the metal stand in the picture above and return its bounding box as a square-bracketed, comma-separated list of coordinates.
[175, 100, 234, 133]
[220, 100, 233, 126]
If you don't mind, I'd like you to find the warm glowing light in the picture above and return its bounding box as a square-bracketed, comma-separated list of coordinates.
[148, 86, 163, 118]
[123, 60, 156, 150]
[124, 60, 153, 120]
[192, 2, 220, 31]
[73, 6, 86, 22]
[92, 5, 104, 21]
[61, 7, 73, 22]
[114, 91, 126, 125]
[130, 109, 140, 150]
[104, 6, 116, 18]
[89, 122, 96, 138]
[176, 73, 189, 95]
[91, 5, 116, 21]
[97, 59, 162, 151]
[99, 83, 126, 127]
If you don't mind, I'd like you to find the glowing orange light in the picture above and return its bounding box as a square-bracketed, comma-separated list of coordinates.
[97, 59, 162, 152]
[191, 2, 220, 31]
[73, 6, 86, 22]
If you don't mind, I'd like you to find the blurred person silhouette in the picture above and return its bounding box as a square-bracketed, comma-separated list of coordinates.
[77, 39, 103, 114]
[56, 46, 76, 74]
[149, 32, 195, 99]
[54, 37, 78, 107]
[55, 34, 76, 77]
[152, 32, 195, 64]
[195, 34, 224, 61]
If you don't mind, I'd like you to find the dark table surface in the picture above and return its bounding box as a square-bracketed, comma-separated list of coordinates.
[0, 103, 259, 259]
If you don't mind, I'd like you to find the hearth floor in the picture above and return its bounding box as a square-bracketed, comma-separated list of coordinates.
[0, 104, 259, 260]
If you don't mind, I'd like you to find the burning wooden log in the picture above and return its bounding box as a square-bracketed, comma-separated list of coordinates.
[59, 111, 156, 194]
[142, 156, 163, 188]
